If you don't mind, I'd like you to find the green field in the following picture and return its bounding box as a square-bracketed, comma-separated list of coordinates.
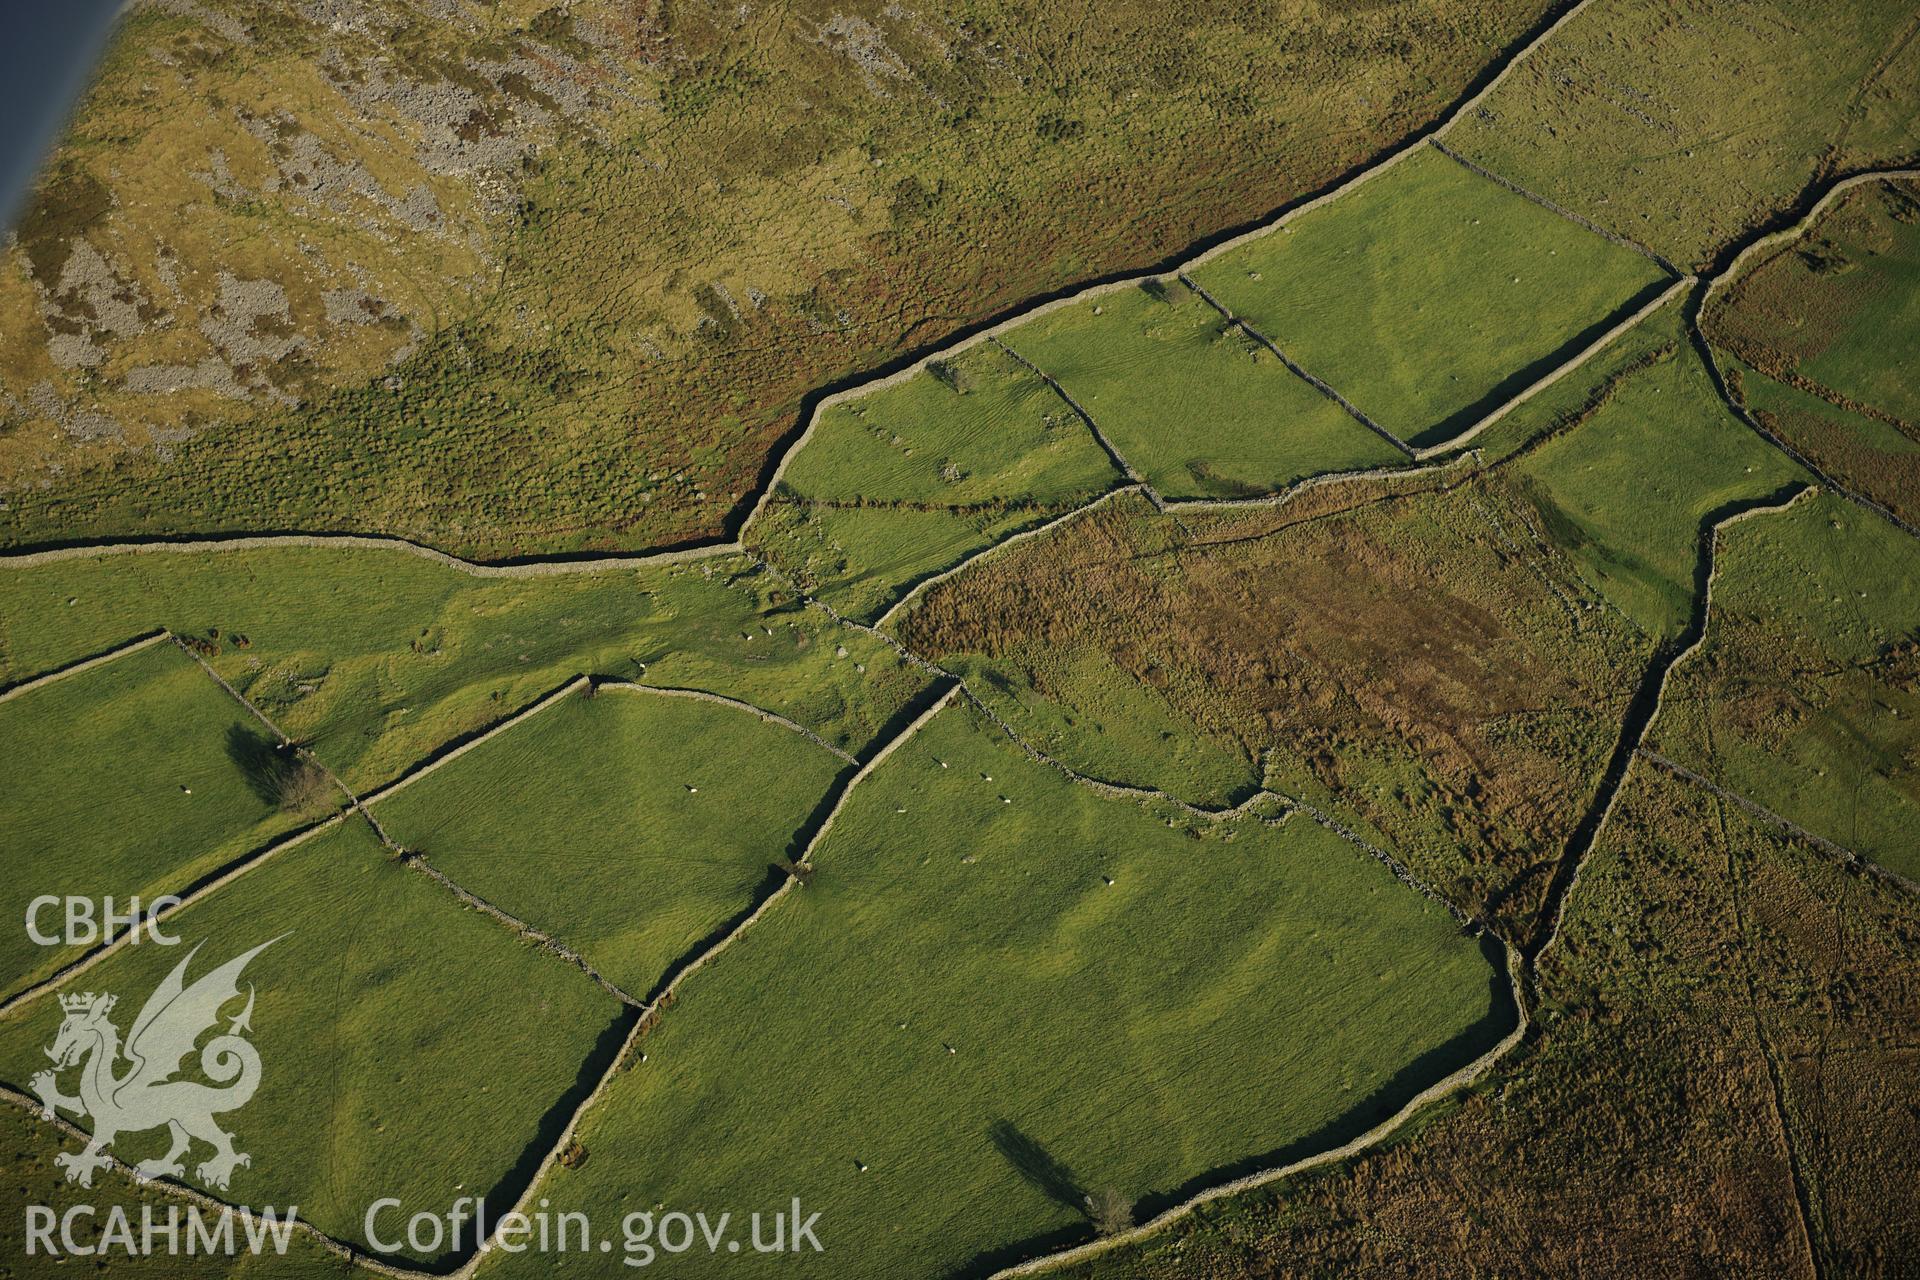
[1188, 145, 1671, 447]
[482, 702, 1504, 1279]
[776, 344, 1118, 506]
[0, 546, 932, 786]
[0, 819, 621, 1264]
[372, 685, 850, 998]
[1076, 764, 1920, 1278]
[1709, 179, 1920, 424]
[1446, 0, 1920, 271]
[1445, 286, 1691, 466]
[748, 343, 1118, 622]
[1649, 492, 1920, 882]
[937, 640, 1264, 809]
[999, 278, 1403, 498]
[1505, 327, 1809, 639]
[0, 639, 312, 1000]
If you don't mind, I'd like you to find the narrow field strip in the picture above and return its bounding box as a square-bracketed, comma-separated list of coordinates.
[1411, 274, 1696, 460]
[1178, 272, 1416, 456]
[878, 449, 1489, 634]
[0, 629, 166, 703]
[0, 531, 737, 577]
[1169, 451, 1482, 518]
[1638, 748, 1920, 899]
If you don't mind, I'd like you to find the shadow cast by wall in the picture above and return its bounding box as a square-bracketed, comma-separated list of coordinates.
[950, 931, 1519, 1279]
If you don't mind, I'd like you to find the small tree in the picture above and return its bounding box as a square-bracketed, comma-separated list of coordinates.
[1086, 1188, 1132, 1237]
[273, 755, 336, 820]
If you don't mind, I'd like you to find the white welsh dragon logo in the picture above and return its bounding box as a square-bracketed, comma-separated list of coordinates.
[30, 938, 280, 1191]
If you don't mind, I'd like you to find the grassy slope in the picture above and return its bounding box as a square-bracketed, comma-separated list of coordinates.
[1001, 278, 1400, 498]
[748, 341, 1118, 622]
[0, 547, 932, 783]
[484, 703, 1503, 1280]
[1188, 145, 1669, 446]
[0, 819, 621, 1264]
[372, 686, 848, 997]
[775, 344, 1116, 506]
[1735, 361, 1920, 524]
[1071, 767, 1920, 1277]
[0, 640, 310, 1000]
[1708, 179, 1920, 424]
[0, 0, 1547, 557]
[1504, 314, 1808, 638]
[1447, 0, 1920, 271]
[1648, 491, 1920, 882]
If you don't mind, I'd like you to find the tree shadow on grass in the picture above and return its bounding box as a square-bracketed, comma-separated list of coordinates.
[224, 722, 290, 806]
[988, 1120, 1086, 1216]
